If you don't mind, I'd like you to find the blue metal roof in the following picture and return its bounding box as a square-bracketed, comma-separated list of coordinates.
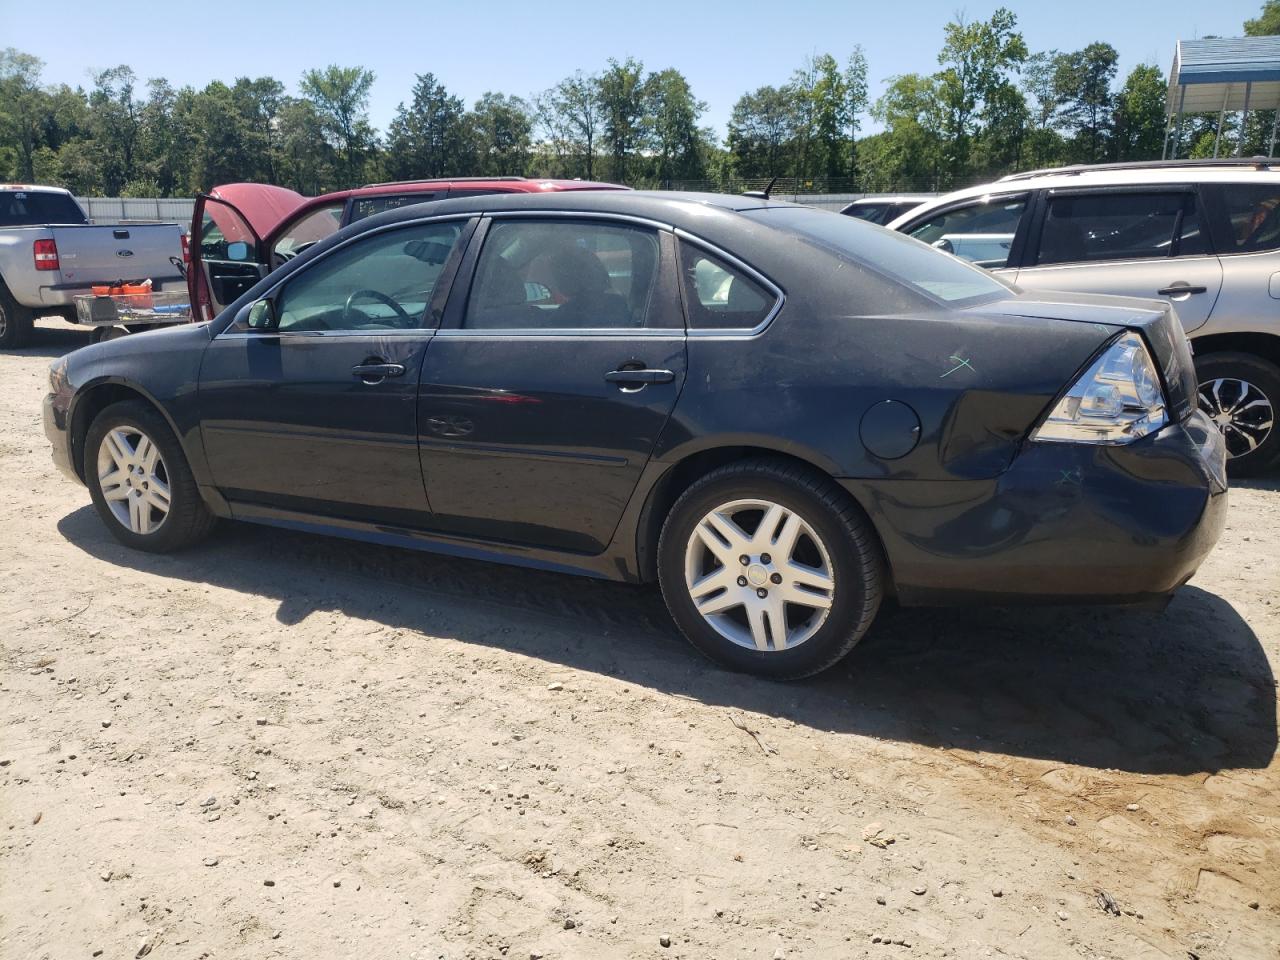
[1169, 37, 1280, 113]
[1177, 37, 1280, 84]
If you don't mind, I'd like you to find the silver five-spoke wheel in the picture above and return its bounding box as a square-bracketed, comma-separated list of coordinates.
[1198, 377, 1274, 460]
[97, 426, 171, 535]
[684, 498, 835, 652]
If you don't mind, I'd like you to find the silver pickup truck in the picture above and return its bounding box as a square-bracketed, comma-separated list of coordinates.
[0, 184, 185, 348]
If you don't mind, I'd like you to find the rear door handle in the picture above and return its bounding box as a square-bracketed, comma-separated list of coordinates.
[352, 361, 406, 383]
[1157, 284, 1207, 296]
[604, 368, 675, 385]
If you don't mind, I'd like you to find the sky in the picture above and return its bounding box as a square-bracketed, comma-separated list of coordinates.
[0, 0, 1266, 139]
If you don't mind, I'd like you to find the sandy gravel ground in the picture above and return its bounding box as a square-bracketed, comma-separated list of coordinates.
[2, 322, 1278, 960]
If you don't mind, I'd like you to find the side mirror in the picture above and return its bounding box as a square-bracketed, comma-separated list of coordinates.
[932, 238, 955, 255]
[246, 298, 276, 330]
[226, 241, 250, 262]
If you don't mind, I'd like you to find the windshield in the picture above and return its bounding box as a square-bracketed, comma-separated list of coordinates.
[746, 205, 1009, 305]
[0, 190, 87, 226]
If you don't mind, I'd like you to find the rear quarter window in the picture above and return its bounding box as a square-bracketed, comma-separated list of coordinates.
[1205, 183, 1280, 254]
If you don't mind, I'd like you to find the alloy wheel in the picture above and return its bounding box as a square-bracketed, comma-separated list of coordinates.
[683, 498, 835, 652]
[1198, 377, 1275, 460]
[0, 304, 8, 340]
[96, 426, 171, 535]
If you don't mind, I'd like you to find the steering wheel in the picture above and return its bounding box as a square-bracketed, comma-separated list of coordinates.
[343, 289, 413, 327]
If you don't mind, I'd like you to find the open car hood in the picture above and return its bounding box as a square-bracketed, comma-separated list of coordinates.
[207, 183, 308, 240]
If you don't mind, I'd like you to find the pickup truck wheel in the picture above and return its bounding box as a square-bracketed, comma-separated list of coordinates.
[85, 400, 216, 552]
[1196, 352, 1280, 477]
[0, 283, 32, 349]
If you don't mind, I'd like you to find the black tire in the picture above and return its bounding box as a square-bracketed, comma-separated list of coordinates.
[0, 280, 32, 350]
[84, 400, 216, 552]
[1195, 352, 1280, 477]
[657, 458, 884, 680]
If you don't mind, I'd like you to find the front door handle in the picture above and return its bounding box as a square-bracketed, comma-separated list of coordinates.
[1157, 284, 1208, 296]
[352, 361, 406, 384]
[604, 368, 676, 385]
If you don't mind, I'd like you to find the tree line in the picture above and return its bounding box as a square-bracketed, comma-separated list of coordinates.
[1, 3, 1277, 199]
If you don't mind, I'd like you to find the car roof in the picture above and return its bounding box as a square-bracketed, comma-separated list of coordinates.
[0, 183, 72, 195]
[887, 161, 1280, 228]
[352, 189, 795, 229]
[847, 196, 932, 204]
[315, 177, 629, 203]
[923, 163, 1280, 203]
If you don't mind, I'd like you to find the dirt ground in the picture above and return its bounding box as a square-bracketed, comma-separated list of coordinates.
[1, 320, 1278, 960]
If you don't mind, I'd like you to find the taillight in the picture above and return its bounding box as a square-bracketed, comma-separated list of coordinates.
[33, 238, 59, 272]
[180, 233, 190, 266]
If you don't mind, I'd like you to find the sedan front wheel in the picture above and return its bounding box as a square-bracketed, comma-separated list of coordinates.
[85, 400, 216, 552]
[658, 459, 884, 679]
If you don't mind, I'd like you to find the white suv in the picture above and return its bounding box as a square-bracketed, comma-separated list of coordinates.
[889, 159, 1280, 475]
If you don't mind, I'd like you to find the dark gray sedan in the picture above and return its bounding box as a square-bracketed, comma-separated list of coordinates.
[44, 191, 1227, 678]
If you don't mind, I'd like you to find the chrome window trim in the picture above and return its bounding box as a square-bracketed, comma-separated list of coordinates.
[673, 228, 786, 337]
[215, 328, 437, 341]
[432, 330, 685, 341]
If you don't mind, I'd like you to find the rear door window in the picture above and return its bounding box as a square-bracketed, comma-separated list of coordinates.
[906, 194, 1028, 268]
[1205, 183, 1280, 254]
[1035, 191, 1206, 265]
[463, 219, 660, 330]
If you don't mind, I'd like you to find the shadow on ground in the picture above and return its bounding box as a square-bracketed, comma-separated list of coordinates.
[14, 321, 94, 360]
[58, 504, 1276, 777]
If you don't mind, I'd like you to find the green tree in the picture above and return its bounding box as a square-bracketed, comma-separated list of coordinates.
[1053, 42, 1119, 161]
[809, 53, 852, 179]
[299, 65, 376, 186]
[276, 97, 333, 194]
[1245, 1, 1280, 34]
[643, 68, 706, 185]
[1113, 64, 1167, 160]
[232, 77, 285, 184]
[0, 48, 47, 181]
[727, 85, 797, 179]
[935, 7, 1028, 181]
[469, 92, 532, 176]
[844, 47, 869, 182]
[543, 71, 601, 180]
[597, 57, 646, 182]
[88, 65, 143, 194]
[869, 72, 948, 189]
[385, 73, 470, 180]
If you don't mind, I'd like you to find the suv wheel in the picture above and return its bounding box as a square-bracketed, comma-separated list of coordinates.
[1195, 353, 1280, 477]
[657, 458, 884, 680]
[85, 400, 216, 552]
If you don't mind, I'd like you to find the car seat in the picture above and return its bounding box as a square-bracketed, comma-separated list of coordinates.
[547, 245, 631, 327]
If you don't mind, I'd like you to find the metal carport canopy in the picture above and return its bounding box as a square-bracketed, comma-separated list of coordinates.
[1169, 36, 1280, 112]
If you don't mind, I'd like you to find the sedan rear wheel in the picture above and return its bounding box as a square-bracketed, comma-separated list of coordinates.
[85, 400, 216, 552]
[658, 458, 883, 679]
[683, 498, 835, 652]
[1195, 352, 1280, 477]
